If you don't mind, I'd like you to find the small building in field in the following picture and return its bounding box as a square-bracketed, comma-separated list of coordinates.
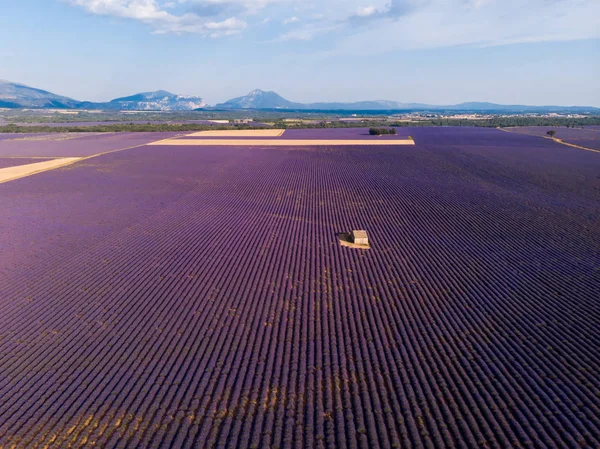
[352, 230, 369, 246]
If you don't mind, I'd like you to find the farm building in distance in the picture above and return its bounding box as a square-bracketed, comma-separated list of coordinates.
[352, 230, 369, 246]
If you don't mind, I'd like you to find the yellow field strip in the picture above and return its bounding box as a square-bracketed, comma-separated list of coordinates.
[0, 158, 82, 184]
[149, 139, 416, 146]
[498, 128, 600, 154]
[186, 129, 286, 137]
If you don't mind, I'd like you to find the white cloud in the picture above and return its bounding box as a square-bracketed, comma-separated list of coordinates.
[67, 0, 600, 47]
[206, 17, 245, 29]
[356, 6, 377, 17]
[282, 16, 299, 25]
[178, 0, 284, 15]
[469, 0, 493, 8]
[69, 0, 246, 36]
[273, 21, 342, 42]
[338, 0, 600, 51]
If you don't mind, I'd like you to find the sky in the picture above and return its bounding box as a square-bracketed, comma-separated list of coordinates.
[1, 0, 599, 106]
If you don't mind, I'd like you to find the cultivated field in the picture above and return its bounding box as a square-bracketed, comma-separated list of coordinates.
[0, 158, 81, 183]
[505, 126, 600, 151]
[158, 128, 415, 146]
[152, 139, 415, 146]
[0, 158, 55, 169]
[0, 128, 598, 448]
[0, 132, 182, 157]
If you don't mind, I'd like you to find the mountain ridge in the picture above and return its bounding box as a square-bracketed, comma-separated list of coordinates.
[215, 89, 599, 113]
[1, 81, 598, 113]
[0, 81, 206, 111]
[216, 89, 301, 109]
[0, 80, 81, 109]
[80, 90, 207, 111]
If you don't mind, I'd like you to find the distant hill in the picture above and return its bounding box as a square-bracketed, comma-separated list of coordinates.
[0, 80, 81, 109]
[80, 90, 207, 111]
[306, 100, 409, 110]
[442, 102, 600, 114]
[214, 90, 402, 110]
[0, 81, 206, 111]
[1, 81, 598, 113]
[215, 89, 301, 109]
[215, 89, 600, 114]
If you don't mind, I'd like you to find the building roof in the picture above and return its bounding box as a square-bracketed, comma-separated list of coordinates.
[352, 230, 368, 240]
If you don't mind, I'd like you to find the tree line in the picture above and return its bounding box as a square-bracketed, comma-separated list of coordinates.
[1, 117, 599, 133]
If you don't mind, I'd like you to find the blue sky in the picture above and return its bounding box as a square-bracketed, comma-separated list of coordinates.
[1, 0, 599, 106]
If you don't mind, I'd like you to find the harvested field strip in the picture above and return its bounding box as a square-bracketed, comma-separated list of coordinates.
[150, 139, 416, 146]
[0, 131, 598, 448]
[186, 129, 285, 137]
[0, 157, 81, 183]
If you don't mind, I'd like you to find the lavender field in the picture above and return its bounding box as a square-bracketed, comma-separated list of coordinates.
[506, 126, 600, 151]
[176, 128, 413, 141]
[281, 128, 412, 140]
[0, 158, 53, 169]
[0, 132, 181, 157]
[0, 133, 49, 142]
[0, 128, 598, 448]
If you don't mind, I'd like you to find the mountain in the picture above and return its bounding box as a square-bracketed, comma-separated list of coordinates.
[2, 81, 598, 113]
[0, 80, 81, 109]
[215, 90, 398, 110]
[215, 89, 600, 113]
[215, 89, 302, 109]
[80, 90, 207, 111]
[306, 100, 405, 110]
[441, 102, 599, 113]
[79, 90, 207, 111]
[214, 90, 444, 110]
[0, 81, 206, 111]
